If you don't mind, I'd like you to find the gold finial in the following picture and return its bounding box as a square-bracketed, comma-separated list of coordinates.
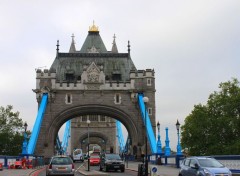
[89, 20, 99, 32]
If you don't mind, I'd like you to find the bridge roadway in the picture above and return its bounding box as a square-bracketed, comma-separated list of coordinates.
[0, 161, 180, 176]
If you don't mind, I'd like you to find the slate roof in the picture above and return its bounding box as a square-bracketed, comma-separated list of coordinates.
[50, 26, 136, 82]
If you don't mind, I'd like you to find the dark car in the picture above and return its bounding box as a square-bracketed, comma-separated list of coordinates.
[46, 155, 75, 176]
[179, 156, 232, 176]
[99, 153, 125, 172]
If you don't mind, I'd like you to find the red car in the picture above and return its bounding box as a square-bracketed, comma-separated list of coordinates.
[90, 155, 100, 166]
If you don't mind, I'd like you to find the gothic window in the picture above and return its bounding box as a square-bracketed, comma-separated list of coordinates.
[148, 108, 152, 115]
[89, 115, 98, 121]
[100, 115, 106, 122]
[114, 93, 121, 104]
[81, 116, 87, 122]
[66, 73, 74, 82]
[147, 78, 152, 86]
[65, 94, 72, 104]
[77, 76, 81, 80]
[112, 74, 121, 81]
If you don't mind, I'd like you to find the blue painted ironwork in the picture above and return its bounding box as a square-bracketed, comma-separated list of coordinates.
[27, 93, 48, 154]
[138, 93, 157, 153]
[116, 121, 125, 153]
[164, 127, 171, 156]
[124, 135, 130, 153]
[61, 120, 71, 154]
[56, 135, 63, 154]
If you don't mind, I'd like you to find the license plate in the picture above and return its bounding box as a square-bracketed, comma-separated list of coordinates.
[114, 166, 119, 168]
[57, 167, 66, 170]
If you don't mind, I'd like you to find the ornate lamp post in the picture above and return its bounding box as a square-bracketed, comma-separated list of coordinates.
[22, 122, 28, 155]
[176, 119, 182, 155]
[87, 119, 91, 171]
[143, 96, 149, 176]
[157, 121, 162, 154]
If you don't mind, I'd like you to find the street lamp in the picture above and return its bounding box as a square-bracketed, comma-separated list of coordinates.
[143, 96, 149, 176]
[176, 119, 182, 155]
[157, 121, 162, 154]
[87, 119, 91, 171]
[22, 122, 28, 154]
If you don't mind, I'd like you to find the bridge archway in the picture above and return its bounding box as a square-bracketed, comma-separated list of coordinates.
[45, 104, 139, 157]
[79, 132, 108, 153]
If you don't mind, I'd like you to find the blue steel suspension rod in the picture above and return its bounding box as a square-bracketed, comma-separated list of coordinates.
[56, 135, 62, 152]
[61, 120, 71, 154]
[116, 121, 125, 153]
[27, 93, 48, 154]
[138, 93, 157, 153]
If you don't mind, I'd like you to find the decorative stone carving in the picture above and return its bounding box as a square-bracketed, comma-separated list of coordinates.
[87, 45, 99, 53]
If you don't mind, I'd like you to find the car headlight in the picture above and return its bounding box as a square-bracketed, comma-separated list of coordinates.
[228, 170, 232, 176]
[203, 168, 214, 176]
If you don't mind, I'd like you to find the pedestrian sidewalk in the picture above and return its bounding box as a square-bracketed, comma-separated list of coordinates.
[0, 166, 44, 176]
[0, 168, 37, 176]
[126, 161, 180, 176]
[77, 161, 179, 176]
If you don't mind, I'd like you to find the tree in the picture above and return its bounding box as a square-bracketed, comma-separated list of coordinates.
[0, 105, 24, 155]
[181, 78, 240, 156]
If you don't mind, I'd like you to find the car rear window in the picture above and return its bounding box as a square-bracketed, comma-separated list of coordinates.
[51, 157, 72, 165]
[106, 154, 121, 160]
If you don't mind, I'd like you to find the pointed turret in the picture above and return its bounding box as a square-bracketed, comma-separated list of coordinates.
[111, 34, 118, 53]
[69, 34, 76, 53]
[80, 21, 107, 53]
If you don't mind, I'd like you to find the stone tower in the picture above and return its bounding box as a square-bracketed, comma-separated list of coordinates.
[33, 23, 156, 158]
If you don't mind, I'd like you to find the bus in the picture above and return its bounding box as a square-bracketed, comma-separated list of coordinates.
[72, 148, 84, 162]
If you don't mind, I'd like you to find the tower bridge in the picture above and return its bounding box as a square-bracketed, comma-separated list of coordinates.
[29, 23, 157, 159]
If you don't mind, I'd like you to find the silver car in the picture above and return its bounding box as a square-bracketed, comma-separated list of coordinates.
[179, 156, 232, 176]
[46, 155, 75, 176]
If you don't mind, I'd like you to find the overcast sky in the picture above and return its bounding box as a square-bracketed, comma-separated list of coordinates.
[0, 0, 239, 151]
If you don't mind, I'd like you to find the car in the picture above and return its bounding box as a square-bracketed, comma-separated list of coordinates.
[179, 156, 232, 176]
[90, 155, 100, 166]
[99, 153, 125, 172]
[46, 155, 75, 176]
[72, 148, 84, 162]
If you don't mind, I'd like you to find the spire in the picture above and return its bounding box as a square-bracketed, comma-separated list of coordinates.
[127, 40, 131, 54]
[89, 21, 99, 32]
[69, 34, 76, 53]
[56, 40, 59, 56]
[111, 34, 118, 53]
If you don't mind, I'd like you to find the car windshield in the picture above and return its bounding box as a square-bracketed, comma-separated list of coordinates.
[51, 157, 72, 165]
[198, 158, 224, 168]
[105, 154, 121, 160]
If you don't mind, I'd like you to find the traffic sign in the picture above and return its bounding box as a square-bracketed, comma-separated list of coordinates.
[152, 166, 157, 173]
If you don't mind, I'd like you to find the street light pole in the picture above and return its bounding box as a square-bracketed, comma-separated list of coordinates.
[157, 121, 162, 154]
[176, 119, 182, 155]
[87, 119, 91, 171]
[143, 96, 149, 176]
[22, 122, 28, 155]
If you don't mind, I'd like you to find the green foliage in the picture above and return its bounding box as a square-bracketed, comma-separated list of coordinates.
[181, 78, 240, 156]
[0, 105, 24, 155]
